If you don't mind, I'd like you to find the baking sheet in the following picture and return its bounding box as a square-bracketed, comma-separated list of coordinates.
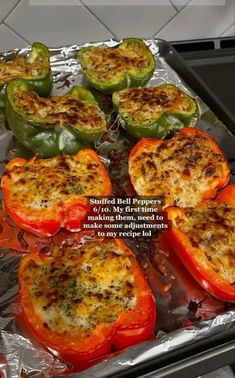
[0, 39, 234, 378]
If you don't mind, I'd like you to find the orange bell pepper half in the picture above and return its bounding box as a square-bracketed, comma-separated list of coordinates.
[128, 127, 230, 208]
[162, 185, 235, 302]
[1, 149, 112, 237]
[18, 238, 156, 365]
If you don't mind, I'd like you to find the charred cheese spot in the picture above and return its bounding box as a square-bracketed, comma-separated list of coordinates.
[81, 42, 153, 83]
[6, 154, 105, 210]
[23, 241, 136, 335]
[0, 56, 47, 85]
[129, 131, 225, 208]
[114, 86, 193, 124]
[12, 88, 106, 131]
[176, 203, 235, 284]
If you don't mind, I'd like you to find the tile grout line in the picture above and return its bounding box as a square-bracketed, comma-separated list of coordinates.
[1, 0, 22, 24]
[169, 0, 179, 13]
[151, 0, 193, 38]
[220, 22, 235, 37]
[2, 22, 30, 44]
[78, 0, 119, 40]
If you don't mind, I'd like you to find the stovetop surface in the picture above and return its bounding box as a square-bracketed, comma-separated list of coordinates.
[172, 37, 235, 122]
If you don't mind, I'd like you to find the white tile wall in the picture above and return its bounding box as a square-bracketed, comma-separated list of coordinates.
[170, 0, 191, 11]
[221, 23, 235, 36]
[156, 0, 235, 41]
[0, 24, 28, 50]
[0, 0, 234, 50]
[0, 0, 20, 23]
[82, 1, 176, 39]
[4, 0, 113, 47]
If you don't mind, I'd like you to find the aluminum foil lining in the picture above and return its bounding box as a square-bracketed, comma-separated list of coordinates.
[0, 39, 234, 378]
[62, 311, 235, 378]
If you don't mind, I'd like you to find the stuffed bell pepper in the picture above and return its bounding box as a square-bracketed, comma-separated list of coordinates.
[162, 185, 235, 302]
[78, 38, 155, 94]
[0, 42, 52, 103]
[18, 238, 156, 364]
[113, 84, 198, 139]
[128, 127, 230, 208]
[5, 79, 107, 157]
[1, 149, 112, 237]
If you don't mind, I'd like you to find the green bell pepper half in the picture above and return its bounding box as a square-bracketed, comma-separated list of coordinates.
[5, 79, 107, 158]
[0, 86, 5, 109]
[78, 38, 155, 94]
[112, 84, 199, 139]
[0, 42, 52, 105]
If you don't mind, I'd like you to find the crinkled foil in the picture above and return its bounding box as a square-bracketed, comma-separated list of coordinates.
[61, 311, 235, 378]
[0, 39, 235, 378]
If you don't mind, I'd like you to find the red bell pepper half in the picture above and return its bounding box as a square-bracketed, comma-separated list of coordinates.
[162, 185, 235, 302]
[18, 237, 156, 364]
[1, 149, 112, 237]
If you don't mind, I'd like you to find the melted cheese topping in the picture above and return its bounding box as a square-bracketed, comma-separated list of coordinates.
[13, 89, 106, 131]
[0, 56, 48, 85]
[114, 86, 193, 124]
[80, 41, 153, 83]
[22, 241, 136, 336]
[129, 131, 226, 208]
[6, 153, 107, 210]
[176, 203, 235, 283]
